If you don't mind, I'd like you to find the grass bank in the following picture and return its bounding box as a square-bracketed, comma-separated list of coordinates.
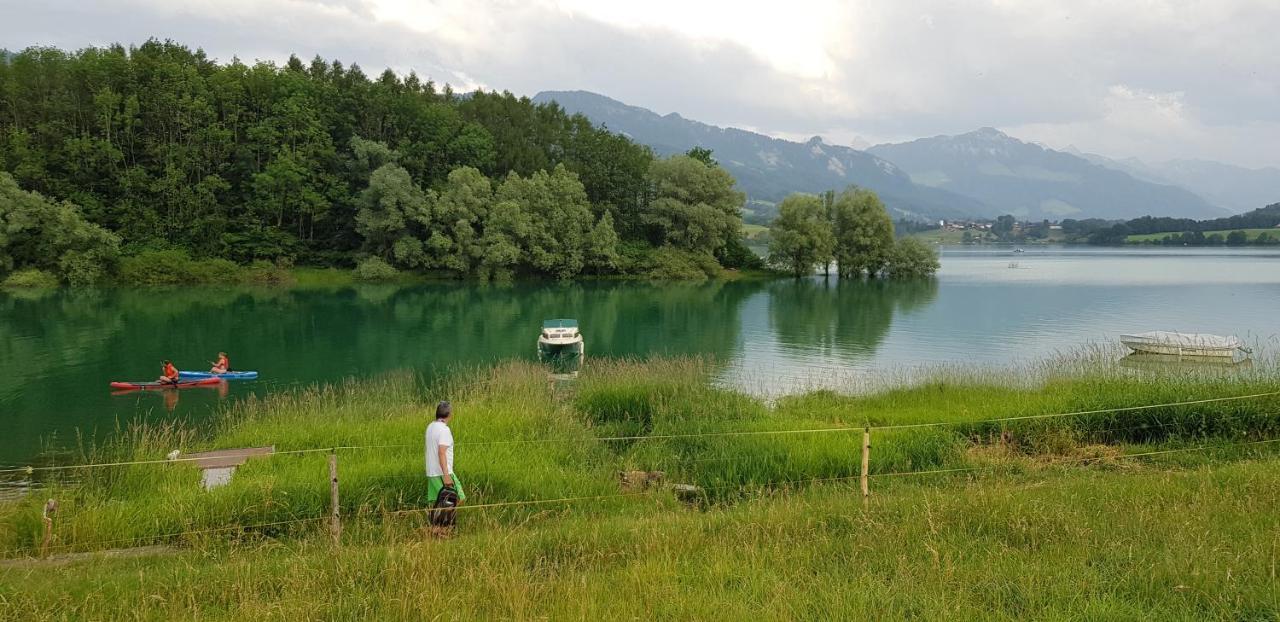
[4, 455, 1280, 619]
[2, 354, 1279, 617]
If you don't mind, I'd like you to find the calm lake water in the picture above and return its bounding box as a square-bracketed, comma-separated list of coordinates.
[2, 246, 1279, 466]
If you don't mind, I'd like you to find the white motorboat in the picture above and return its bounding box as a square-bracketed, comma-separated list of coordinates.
[1119, 331, 1249, 358]
[537, 319, 584, 362]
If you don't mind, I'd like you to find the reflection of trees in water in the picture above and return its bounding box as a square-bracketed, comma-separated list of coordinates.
[89, 280, 768, 384]
[0, 290, 126, 401]
[1, 281, 769, 463]
[372, 280, 767, 368]
[767, 278, 938, 362]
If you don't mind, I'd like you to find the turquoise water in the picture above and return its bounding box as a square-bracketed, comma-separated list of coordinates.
[2, 246, 1278, 465]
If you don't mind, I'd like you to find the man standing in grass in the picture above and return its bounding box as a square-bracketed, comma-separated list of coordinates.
[425, 401, 464, 536]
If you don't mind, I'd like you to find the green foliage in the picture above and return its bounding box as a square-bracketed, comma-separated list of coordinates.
[0, 42, 757, 280]
[716, 235, 765, 270]
[636, 246, 723, 280]
[116, 249, 241, 285]
[831, 187, 895, 278]
[645, 155, 745, 255]
[885, 237, 941, 278]
[352, 257, 399, 282]
[767, 193, 835, 277]
[242, 260, 295, 285]
[1225, 230, 1248, 246]
[355, 162, 432, 264]
[685, 146, 717, 166]
[0, 172, 120, 285]
[0, 268, 59, 288]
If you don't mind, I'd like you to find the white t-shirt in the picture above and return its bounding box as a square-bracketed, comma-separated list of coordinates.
[425, 420, 454, 477]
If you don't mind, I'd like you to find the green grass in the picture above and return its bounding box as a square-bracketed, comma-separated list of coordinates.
[289, 267, 356, 287]
[740, 223, 769, 240]
[0, 268, 60, 288]
[3, 354, 1280, 618]
[4, 456, 1280, 619]
[909, 229, 1067, 245]
[909, 229, 993, 244]
[1127, 228, 1279, 243]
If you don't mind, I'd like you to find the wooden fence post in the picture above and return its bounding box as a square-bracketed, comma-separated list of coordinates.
[860, 427, 871, 506]
[329, 451, 341, 544]
[40, 498, 57, 558]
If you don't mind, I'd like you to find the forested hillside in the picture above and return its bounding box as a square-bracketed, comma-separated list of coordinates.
[0, 40, 761, 283]
[533, 90, 987, 223]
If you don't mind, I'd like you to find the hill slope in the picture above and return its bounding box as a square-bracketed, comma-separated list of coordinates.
[868, 128, 1227, 220]
[533, 90, 989, 222]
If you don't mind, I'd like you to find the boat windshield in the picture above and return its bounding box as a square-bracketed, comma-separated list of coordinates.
[542, 319, 578, 329]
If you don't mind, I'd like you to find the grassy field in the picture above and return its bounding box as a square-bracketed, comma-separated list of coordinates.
[741, 223, 769, 241]
[1127, 228, 1279, 243]
[909, 229, 1069, 245]
[3, 354, 1280, 619]
[909, 229, 995, 244]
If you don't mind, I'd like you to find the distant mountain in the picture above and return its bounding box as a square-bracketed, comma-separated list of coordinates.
[868, 128, 1228, 220]
[1069, 151, 1280, 214]
[532, 90, 989, 222]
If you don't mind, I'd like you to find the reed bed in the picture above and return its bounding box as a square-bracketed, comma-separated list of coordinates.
[3, 455, 1279, 620]
[2, 351, 1279, 562]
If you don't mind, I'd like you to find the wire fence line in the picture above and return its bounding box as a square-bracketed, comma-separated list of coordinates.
[7, 435, 1280, 559]
[4, 389, 1279, 477]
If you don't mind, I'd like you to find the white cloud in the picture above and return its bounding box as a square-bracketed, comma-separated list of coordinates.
[1, 0, 1278, 167]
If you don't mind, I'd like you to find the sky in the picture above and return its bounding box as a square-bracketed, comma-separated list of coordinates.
[3, 0, 1278, 169]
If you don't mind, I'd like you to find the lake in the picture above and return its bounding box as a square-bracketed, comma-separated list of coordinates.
[2, 246, 1278, 466]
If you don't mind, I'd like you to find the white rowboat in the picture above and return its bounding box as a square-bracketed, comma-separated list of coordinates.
[1119, 331, 1248, 358]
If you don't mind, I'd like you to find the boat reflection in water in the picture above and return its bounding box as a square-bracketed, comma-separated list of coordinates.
[538, 318, 585, 381]
[1118, 352, 1254, 373]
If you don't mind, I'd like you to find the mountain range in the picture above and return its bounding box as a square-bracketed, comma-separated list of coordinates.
[866, 129, 1225, 220]
[533, 90, 986, 222]
[534, 90, 1277, 222]
[1064, 149, 1280, 215]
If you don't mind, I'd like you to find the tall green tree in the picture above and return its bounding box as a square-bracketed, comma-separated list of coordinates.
[426, 166, 492, 274]
[768, 193, 834, 277]
[355, 163, 430, 265]
[645, 154, 744, 255]
[885, 237, 940, 278]
[0, 172, 120, 285]
[831, 187, 895, 278]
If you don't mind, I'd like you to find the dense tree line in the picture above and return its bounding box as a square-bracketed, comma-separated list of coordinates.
[1079, 203, 1280, 244]
[0, 40, 760, 284]
[766, 187, 939, 278]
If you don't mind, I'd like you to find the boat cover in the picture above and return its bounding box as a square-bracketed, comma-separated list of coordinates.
[1120, 331, 1243, 350]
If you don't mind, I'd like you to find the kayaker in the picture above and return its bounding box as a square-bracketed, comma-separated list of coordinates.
[158, 360, 180, 385]
[210, 352, 230, 374]
[424, 400, 463, 536]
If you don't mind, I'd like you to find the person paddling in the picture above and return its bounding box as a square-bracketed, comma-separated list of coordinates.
[158, 360, 180, 385]
[425, 401, 464, 536]
[210, 352, 230, 374]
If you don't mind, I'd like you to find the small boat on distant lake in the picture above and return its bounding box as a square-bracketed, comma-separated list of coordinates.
[538, 319, 584, 362]
[1120, 331, 1250, 358]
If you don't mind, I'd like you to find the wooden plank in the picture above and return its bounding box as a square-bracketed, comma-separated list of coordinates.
[180, 446, 275, 470]
[192, 456, 247, 470]
[184, 446, 275, 460]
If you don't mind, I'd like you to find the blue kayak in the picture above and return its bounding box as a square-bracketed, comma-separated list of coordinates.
[178, 370, 259, 380]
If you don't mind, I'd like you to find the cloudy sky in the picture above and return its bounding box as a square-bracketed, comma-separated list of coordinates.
[4, 0, 1278, 168]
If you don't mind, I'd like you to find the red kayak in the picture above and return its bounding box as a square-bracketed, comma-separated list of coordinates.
[109, 377, 224, 391]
